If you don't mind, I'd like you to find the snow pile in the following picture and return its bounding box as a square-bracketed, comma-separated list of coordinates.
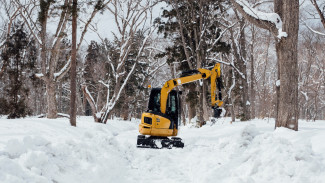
[0, 118, 135, 183]
[205, 125, 325, 183]
[0, 117, 325, 183]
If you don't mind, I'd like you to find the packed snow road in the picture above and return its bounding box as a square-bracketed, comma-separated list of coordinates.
[0, 116, 325, 183]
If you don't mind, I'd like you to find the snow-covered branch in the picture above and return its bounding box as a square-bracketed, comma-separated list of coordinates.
[230, 0, 286, 39]
[304, 22, 325, 36]
[54, 58, 71, 81]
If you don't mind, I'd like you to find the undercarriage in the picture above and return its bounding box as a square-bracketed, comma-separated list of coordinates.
[136, 135, 184, 149]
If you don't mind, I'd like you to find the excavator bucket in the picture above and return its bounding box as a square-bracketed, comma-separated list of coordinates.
[137, 135, 184, 149]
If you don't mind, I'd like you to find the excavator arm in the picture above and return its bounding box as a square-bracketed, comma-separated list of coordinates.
[160, 63, 223, 114]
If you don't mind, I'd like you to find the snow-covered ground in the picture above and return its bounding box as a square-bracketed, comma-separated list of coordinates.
[0, 116, 325, 183]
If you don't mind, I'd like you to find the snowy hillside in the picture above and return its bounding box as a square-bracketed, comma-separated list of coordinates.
[0, 117, 325, 183]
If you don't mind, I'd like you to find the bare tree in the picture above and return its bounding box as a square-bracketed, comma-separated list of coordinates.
[82, 0, 157, 123]
[13, 0, 111, 118]
[230, 0, 299, 130]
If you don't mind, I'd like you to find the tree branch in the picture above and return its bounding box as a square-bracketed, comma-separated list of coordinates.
[55, 0, 112, 81]
[229, 0, 282, 38]
[82, 85, 101, 122]
[311, 0, 325, 30]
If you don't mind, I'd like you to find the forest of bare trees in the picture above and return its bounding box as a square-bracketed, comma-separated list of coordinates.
[0, 0, 325, 130]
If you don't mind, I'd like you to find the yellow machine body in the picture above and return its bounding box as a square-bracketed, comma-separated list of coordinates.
[138, 63, 223, 141]
[139, 112, 178, 137]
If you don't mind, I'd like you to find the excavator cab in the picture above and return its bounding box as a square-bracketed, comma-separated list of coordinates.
[147, 88, 180, 129]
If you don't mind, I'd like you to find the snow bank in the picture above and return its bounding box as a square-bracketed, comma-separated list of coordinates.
[0, 118, 136, 183]
[0, 117, 324, 183]
[205, 125, 325, 183]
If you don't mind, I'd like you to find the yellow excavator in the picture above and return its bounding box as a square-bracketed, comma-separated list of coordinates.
[137, 63, 223, 148]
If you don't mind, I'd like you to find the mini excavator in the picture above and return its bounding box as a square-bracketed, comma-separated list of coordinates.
[137, 63, 223, 148]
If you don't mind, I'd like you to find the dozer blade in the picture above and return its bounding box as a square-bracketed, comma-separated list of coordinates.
[136, 135, 184, 149]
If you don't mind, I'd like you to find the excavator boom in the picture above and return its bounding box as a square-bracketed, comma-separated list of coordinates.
[160, 63, 223, 114]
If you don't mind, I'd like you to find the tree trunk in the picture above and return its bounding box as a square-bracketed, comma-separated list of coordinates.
[121, 97, 130, 120]
[76, 86, 83, 115]
[250, 26, 256, 119]
[181, 99, 186, 126]
[275, 0, 299, 131]
[238, 18, 250, 121]
[69, 0, 77, 127]
[197, 89, 205, 127]
[262, 34, 271, 118]
[230, 102, 235, 122]
[202, 81, 210, 121]
[96, 84, 104, 110]
[83, 87, 87, 115]
[187, 100, 193, 124]
[46, 81, 58, 118]
[229, 20, 250, 121]
[230, 0, 299, 130]
[82, 85, 101, 122]
[58, 81, 62, 113]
